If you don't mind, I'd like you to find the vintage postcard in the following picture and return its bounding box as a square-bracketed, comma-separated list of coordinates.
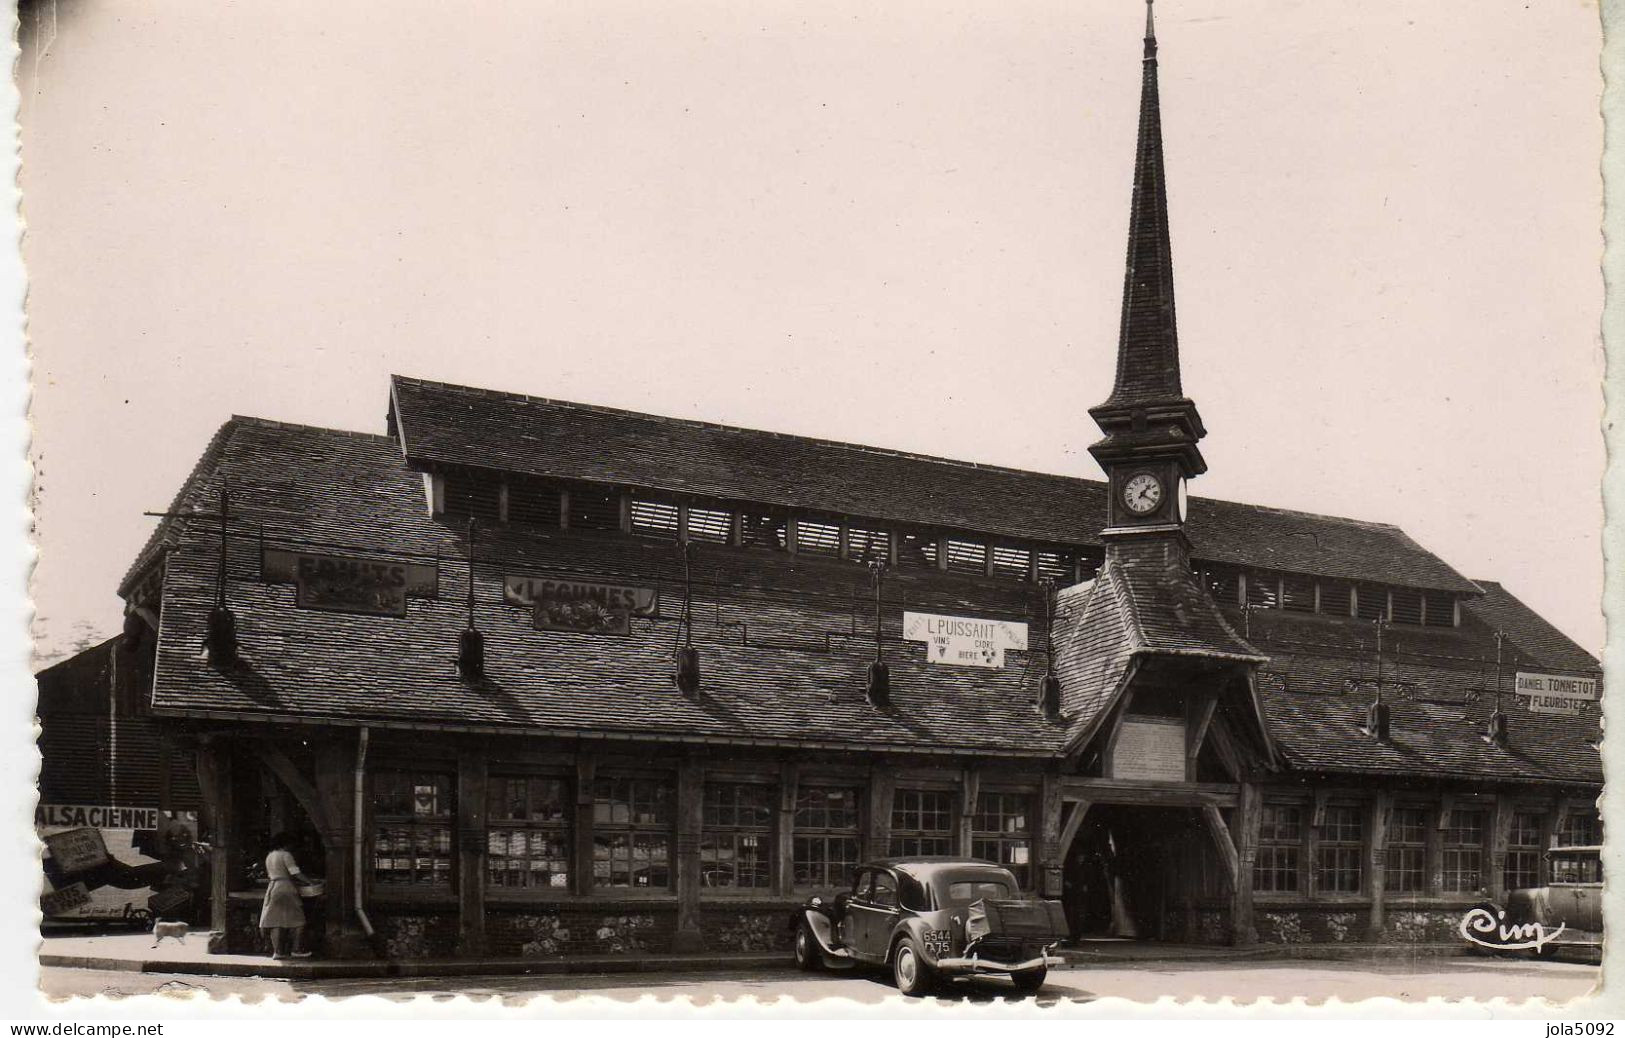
[9, 0, 1615, 1018]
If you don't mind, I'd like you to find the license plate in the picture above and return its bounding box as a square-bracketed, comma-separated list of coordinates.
[922, 929, 953, 957]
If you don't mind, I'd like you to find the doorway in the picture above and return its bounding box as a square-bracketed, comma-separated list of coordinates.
[1062, 804, 1224, 941]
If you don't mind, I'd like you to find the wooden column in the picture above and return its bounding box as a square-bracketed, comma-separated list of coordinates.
[573, 756, 597, 896]
[1230, 781, 1261, 945]
[1427, 797, 1446, 896]
[456, 750, 489, 956]
[1368, 792, 1391, 937]
[312, 742, 362, 956]
[671, 758, 705, 952]
[865, 767, 895, 860]
[957, 768, 980, 858]
[1038, 773, 1064, 897]
[776, 762, 799, 894]
[1488, 794, 1512, 903]
[195, 738, 234, 940]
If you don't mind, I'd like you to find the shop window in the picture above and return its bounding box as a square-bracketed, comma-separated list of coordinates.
[569, 486, 622, 532]
[793, 786, 861, 890]
[740, 509, 788, 551]
[795, 518, 841, 557]
[971, 792, 1033, 891]
[1202, 565, 1240, 604]
[1318, 581, 1352, 617]
[1355, 584, 1388, 622]
[1253, 804, 1301, 893]
[1034, 549, 1075, 584]
[486, 776, 570, 890]
[890, 790, 954, 857]
[1246, 572, 1280, 610]
[701, 783, 774, 890]
[1441, 809, 1487, 894]
[442, 470, 501, 523]
[1390, 588, 1423, 626]
[686, 505, 734, 544]
[990, 545, 1032, 580]
[944, 539, 988, 576]
[1558, 808, 1602, 847]
[845, 525, 891, 564]
[1281, 573, 1315, 613]
[629, 498, 680, 540]
[1422, 592, 1456, 628]
[897, 532, 939, 570]
[592, 776, 673, 889]
[1314, 804, 1364, 894]
[1385, 806, 1428, 894]
[372, 769, 454, 889]
[506, 477, 562, 528]
[1504, 810, 1544, 893]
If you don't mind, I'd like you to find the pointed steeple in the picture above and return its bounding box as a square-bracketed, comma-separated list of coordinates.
[1090, 0, 1206, 488]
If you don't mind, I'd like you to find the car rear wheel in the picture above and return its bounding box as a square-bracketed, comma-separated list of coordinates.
[794, 923, 821, 971]
[1010, 967, 1046, 993]
[892, 937, 935, 997]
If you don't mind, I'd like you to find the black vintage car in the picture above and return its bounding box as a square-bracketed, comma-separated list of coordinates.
[789, 857, 1067, 996]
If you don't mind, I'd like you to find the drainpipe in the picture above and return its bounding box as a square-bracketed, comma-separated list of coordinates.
[353, 727, 374, 937]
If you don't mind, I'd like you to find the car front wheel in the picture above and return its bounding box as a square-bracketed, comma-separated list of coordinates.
[1010, 967, 1046, 993]
[794, 923, 821, 971]
[892, 937, 935, 997]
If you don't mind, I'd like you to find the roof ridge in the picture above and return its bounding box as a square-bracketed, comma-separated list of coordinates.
[229, 414, 392, 442]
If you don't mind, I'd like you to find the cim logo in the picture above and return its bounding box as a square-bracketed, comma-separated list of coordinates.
[1457, 906, 1566, 952]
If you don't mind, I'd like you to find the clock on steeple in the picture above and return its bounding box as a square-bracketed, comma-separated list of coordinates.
[1088, 0, 1206, 545]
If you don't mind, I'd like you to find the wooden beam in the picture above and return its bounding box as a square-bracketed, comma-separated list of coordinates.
[195, 740, 233, 938]
[1205, 716, 1245, 782]
[1368, 792, 1392, 937]
[1186, 694, 1219, 780]
[573, 755, 596, 897]
[777, 761, 799, 894]
[865, 768, 895, 861]
[1057, 776, 1238, 809]
[671, 759, 705, 952]
[1201, 803, 1241, 888]
[1231, 782, 1261, 946]
[1488, 794, 1511, 904]
[252, 742, 331, 833]
[1058, 799, 1092, 859]
[958, 768, 980, 858]
[456, 750, 488, 956]
[1039, 773, 1064, 897]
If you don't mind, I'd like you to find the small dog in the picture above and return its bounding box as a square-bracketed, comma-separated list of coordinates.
[151, 918, 189, 948]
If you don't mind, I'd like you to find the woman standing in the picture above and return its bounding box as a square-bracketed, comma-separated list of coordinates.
[260, 832, 316, 959]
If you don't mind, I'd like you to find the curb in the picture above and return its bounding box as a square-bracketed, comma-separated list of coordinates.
[1060, 943, 1471, 965]
[40, 952, 794, 981]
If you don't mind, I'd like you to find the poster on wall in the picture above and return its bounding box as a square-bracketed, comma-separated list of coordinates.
[504, 575, 659, 635]
[36, 805, 201, 921]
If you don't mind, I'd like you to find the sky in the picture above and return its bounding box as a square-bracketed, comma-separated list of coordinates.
[17, 0, 1606, 664]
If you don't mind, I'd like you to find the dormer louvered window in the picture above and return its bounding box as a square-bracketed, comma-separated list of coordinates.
[506, 476, 561, 528]
[686, 505, 734, 544]
[740, 508, 788, 551]
[944, 539, 988, 575]
[1355, 583, 1387, 622]
[1422, 591, 1456, 628]
[1201, 565, 1240, 604]
[991, 545, 1032, 580]
[897, 532, 938, 569]
[1390, 587, 1423, 626]
[443, 469, 502, 523]
[569, 486, 622, 532]
[1281, 573, 1315, 613]
[794, 518, 841, 557]
[1246, 572, 1280, 610]
[1034, 549, 1075, 584]
[845, 524, 890, 564]
[629, 497, 681, 540]
[1318, 580, 1352, 617]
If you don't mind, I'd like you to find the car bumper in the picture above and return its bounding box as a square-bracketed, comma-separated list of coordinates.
[933, 953, 1064, 975]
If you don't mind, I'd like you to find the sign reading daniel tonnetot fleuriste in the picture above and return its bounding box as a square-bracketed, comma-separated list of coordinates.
[1514, 672, 1598, 716]
[902, 612, 1028, 669]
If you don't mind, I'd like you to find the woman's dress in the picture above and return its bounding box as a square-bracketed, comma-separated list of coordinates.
[258, 848, 306, 929]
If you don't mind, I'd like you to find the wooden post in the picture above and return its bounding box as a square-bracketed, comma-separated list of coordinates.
[195, 738, 234, 941]
[312, 742, 362, 956]
[1368, 792, 1391, 937]
[672, 758, 706, 952]
[1428, 798, 1446, 896]
[865, 767, 895, 860]
[958, 768, 980, 858]
[1488, 794, 1511, 903]
[573, 755, 597, 896]
[777, 762, 800, 894]
[1231, 781, 1261, 945]
[456, 750, 489, 956]
[1039, 773, 1064, 897]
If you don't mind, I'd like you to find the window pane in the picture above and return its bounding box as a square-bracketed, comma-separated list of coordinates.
[629, 498, 681, 540]
[795, 519, 841, 556]
[990, 545, 1032, 580]
[944, 539, 988, 575]
[686, 505, 734, 544]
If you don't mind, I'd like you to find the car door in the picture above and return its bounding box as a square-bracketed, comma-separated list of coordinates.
[845, 868, 897, 962]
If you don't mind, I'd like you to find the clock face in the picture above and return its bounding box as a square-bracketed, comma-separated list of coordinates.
[1122, 472, 1164, 515]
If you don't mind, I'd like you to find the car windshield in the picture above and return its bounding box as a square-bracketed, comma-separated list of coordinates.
[1550, 855, 1603, 884]
[945, 879, 1011, 905]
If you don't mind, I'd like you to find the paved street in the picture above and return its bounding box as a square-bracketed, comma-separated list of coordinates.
[38, 957, 1600, 1007]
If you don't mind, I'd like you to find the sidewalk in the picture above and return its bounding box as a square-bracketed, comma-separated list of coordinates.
[1060, 938, 1470, 965]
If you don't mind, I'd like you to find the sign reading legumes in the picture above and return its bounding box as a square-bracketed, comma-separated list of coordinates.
[1514, 672, 1597, 716]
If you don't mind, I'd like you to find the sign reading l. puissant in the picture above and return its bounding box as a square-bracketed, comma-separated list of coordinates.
[1514, 672, 1597, 716]
[263, 548, 438, 617]
[902, 612, 1028, 669]
[505, 575, 659, 635]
